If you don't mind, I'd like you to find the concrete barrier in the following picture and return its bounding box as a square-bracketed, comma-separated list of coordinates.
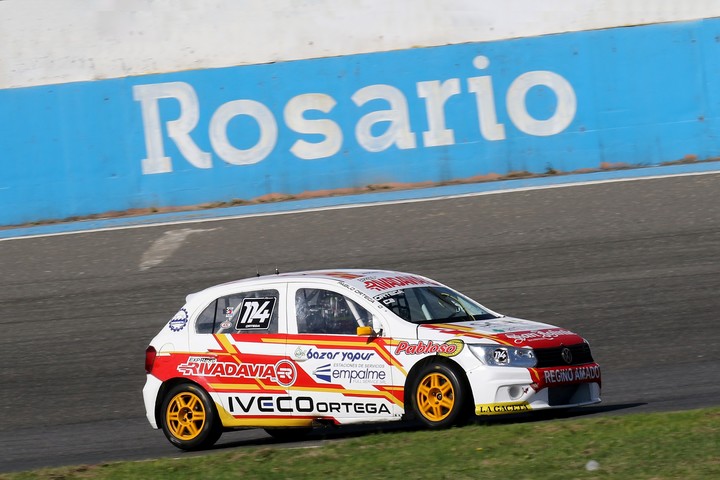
[2, 11, 720, 225]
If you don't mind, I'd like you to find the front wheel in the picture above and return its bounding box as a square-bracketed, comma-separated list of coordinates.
[160, 383, 222, 450]
[411, 363, 468, 428]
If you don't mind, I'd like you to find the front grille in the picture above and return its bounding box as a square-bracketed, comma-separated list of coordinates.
[534, 342, 594, 368]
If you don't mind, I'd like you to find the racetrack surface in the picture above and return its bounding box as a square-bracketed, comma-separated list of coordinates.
[1, 174, 719, 472]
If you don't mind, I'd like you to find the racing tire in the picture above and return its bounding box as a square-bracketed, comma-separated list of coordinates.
[411, 362, 468, 428]
[160, 383, 222, 451]
[264, 427, 313, 442]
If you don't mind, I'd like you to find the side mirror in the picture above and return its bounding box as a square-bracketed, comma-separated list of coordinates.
[356, 326, 373, 336]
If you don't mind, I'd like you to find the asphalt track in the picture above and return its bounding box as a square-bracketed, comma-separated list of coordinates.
[1, 173, 719, 472]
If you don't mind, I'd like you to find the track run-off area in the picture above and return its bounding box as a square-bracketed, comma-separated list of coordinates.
[1, 166, 719, 472]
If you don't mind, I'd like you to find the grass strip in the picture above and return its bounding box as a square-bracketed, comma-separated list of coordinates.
[3, 407, 719, 480]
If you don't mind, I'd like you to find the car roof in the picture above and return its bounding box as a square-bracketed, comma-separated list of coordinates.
[186, 269, 443, 304]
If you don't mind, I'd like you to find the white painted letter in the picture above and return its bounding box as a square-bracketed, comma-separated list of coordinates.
[351, 85, 416, 152]
[209, 100, 278, 165]
[284, 93, 342, 160]
[133, 82, 211, 174]
[417, 79, 460, 147]
[466, 56, 506, 141]
[506, 71, 577, 136]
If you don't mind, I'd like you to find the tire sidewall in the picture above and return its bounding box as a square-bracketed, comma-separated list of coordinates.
[411, 361, 467, 428]
[160, 383, 221, 450]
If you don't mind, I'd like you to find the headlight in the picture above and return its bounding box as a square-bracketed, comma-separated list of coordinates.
[469, 345, 537, 368]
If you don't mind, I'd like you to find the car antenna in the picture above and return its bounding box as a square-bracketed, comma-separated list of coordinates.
[275, 267, 280, 275]
[256, 266, 260, 277]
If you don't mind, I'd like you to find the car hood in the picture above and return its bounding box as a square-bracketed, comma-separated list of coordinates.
[416, 316, 586, 348]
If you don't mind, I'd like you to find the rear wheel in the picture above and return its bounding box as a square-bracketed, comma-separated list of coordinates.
[160, 383, 222, 450]
[411, 363, 468, 428]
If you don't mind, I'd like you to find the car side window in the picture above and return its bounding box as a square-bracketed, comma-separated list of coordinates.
[195, 289, 280, 334]
[295, 288, 371, 335]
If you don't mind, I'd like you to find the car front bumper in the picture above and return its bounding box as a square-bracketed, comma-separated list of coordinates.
[465, 363, 602, 416]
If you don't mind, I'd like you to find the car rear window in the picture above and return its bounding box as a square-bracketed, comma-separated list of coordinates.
[195, 289, 280, 334]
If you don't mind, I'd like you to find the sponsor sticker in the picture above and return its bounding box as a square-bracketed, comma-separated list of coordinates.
[169, 308, 189, 332]
[177, 358, 297, 386]
[373, 289, 403, 301]
[293, 347, 375, 362]
[363, 275, 438, 291]
[292, 346, 308, 361]
[503, 329, 576, 344]
[542, 365, 600, 384]
[235, 297, 276, 330]
[226, 394, 392, 416]
[395, 339, 464, 356]
[475, 402, 532, 415]
[312, 362, 388, 384]
[274, 359, 297, 387]
[187, 356, 216, 364]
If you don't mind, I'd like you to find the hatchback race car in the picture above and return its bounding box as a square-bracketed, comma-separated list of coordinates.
[143, 270, 601, 450]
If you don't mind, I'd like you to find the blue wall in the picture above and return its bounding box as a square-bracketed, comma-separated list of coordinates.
[1, 19, 719, 226]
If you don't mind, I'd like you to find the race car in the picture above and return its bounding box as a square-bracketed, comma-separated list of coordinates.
[143, 269, 601, 450]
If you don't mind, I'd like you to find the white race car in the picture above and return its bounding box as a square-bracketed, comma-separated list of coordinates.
[143, 270, 601, 450]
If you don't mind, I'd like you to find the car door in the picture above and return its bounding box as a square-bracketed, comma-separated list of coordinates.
[285, 282, 399, 422]
[186, 283, 292, 424]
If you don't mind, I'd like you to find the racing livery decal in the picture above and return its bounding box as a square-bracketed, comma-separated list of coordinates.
[531, 364, 602, 388]
[236, 297, 276, 330]
[177, 358, 297, 387]
[312, 362, 388, 384]
[501, 329, 578, 345]
[279, 334, 407, 376]
[293, 347, 375, 362]
[168, 308, 189, 332]
[225, 394, 393, 416]
[363, 275, 439, 291]
[282, 337, 405, 406]
[394, 339, 464, 356]
[476, 402, 532, 415]
[424, 323, 584, 348]
[151, 333, 407, 412]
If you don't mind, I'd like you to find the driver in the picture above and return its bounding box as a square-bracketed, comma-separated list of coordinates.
[318, 291, 356, 334]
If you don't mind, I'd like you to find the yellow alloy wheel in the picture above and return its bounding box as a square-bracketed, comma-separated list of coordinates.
[165, 391, 207, 440]
[416, 372, 456, 422]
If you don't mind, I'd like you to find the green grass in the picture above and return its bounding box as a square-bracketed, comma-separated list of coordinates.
[3, 408, 719, 480]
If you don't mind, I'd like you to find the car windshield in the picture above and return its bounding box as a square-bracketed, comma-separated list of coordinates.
[373, 286, 497, 324]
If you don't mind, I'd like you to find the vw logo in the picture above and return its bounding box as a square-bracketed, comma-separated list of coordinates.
[561, 347, 573, 364]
